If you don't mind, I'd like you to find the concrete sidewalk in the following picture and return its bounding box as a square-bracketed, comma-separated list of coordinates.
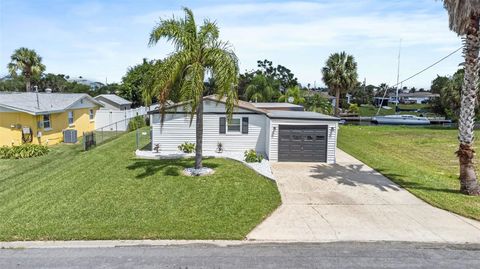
[247, 149, 480, 243]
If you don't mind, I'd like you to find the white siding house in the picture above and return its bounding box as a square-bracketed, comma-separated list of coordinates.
[150, 96, 340, 163]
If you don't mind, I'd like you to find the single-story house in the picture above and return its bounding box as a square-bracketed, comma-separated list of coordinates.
[149, 95, 340, 163]
[397, 92, 440, 104]
[94, 94, 132, 110]
[0, 92, 102, 146]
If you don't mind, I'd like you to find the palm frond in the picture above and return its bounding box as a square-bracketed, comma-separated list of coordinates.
[443, 0, 480, 35]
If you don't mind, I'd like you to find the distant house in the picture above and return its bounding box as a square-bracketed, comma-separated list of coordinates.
[397, 92, 440, 104]
[0, 92, 102, 146]
[94, 94, 132, 110]
[149, 95, 340, 163]
[319, 92, 336, 107]
[67, 77, 104, 90]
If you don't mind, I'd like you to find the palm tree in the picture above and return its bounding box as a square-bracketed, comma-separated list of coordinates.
[278, 85, 305, 104]
[443, 0, 480, 195]
[7, 47, 46, 92]
[321, 52, 358, 116]
[149, 7, 239, 170]
[245, 74, 275, 102]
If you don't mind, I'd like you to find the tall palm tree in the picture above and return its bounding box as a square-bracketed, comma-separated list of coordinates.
[149, 7, 239, 170]
[278, 85, 305, 104]
[245, 74, 275, 102]
[321, 52, 358, 116]
[7, 47, 46, 92]
[443, 0, 480, 195]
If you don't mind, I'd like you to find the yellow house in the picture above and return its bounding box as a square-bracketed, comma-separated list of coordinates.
[0, 92, 103, 146]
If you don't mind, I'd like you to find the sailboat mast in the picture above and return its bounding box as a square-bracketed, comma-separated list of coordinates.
[395, 39, 402, 113]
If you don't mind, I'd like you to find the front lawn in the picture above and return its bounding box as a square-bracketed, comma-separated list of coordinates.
[0, 129, 281, 241]
[338, 125, 480, 220]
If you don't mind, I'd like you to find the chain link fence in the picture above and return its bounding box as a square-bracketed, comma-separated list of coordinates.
[82, 116, 150, 151]
[135, 127, 152, 151]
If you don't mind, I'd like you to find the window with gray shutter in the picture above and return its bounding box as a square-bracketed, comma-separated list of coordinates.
[219, 117, 226, 134]
[242, 117, 249, 134]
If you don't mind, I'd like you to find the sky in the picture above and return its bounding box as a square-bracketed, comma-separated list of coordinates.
[0, 0, 464, 89]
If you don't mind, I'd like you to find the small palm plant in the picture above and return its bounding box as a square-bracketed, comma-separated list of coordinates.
[149, 8, 239, 170]
[7, 47, 46, 92]
[321, 52, 358, 116]
[442, 0, 480, 195]
[278, 85, 305, 104]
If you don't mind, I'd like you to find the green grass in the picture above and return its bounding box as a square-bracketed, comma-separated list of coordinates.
[358, 104, 431, 117]
[0, 128, 281, 241]
[338, 125, 480, 220]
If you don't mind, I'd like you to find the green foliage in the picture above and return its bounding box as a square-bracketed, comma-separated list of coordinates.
[257, 59, 298, 89]
[0, 144, 49, 159]
[127, 116, 147, 131]
[244, 149, 264, 163]
[304, 92, 333, 115]
[121, 58, 159, 107]
[178, 142, 196, 153]
[431, 69, 465, 120]
[278, 85, 305, 104]
[348, 103, 359, 114]
[322, 52, 359, 114]
[0, 76, 25, 91]
[245, 74, 276, 102]
[349, 83, 376, 105]
[149, 7, 239, 168]
[7, 47, 46, 91]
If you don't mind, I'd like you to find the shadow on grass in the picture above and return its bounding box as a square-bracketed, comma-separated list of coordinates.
[376, 169, 461, 195]
[127, 158, 219, 179]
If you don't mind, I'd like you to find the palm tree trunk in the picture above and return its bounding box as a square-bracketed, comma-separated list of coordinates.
[335, 88, 341, 116]
[25, 77, 31, 92]
[194, 96, 203, 169]
[456, 16, 480, 196]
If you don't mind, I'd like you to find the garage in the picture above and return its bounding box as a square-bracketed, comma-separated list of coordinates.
[278, 125, 328, 162]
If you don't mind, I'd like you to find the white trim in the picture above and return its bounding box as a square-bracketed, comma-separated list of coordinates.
[226, 117, 242, 134]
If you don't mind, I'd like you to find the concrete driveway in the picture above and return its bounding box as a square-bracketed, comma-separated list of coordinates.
[247, 149, 480, 243]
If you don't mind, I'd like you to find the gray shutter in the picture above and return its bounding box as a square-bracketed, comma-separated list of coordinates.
[219, 117, 226, 134]
[242, 117, 249, 134]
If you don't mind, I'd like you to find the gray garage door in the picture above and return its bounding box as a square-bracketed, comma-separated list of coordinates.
[278, 125, 328, 162]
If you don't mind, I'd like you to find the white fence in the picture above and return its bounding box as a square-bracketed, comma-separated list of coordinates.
[95, 107, 148, 131]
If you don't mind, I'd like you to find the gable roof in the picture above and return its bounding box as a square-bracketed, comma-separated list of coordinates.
[149, 95, 268, 114]
[0, 92, 102, 115]
[94, 94, 132, 106]
[203, 95, 268, 114]
[267, 110, 340, 121]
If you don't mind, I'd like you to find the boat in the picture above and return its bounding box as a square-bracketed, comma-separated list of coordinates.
[371, 114, 430, 125]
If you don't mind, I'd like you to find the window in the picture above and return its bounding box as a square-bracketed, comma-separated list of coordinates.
[227, 118, 241, 133]
[43, 114, 51, 130]
[89, 109, 94, 120]
[68, 111, 74, 125]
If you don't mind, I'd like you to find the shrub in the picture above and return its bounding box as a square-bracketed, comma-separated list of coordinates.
[127, 116, 146, 131]
[348, 103, 359, 114]
[0, 144, 49, 159]
[178, 142, 195, 153]
[244, 149, 263, 163]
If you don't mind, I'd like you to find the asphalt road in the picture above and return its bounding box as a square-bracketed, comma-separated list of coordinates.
[1, 242, 479, 269]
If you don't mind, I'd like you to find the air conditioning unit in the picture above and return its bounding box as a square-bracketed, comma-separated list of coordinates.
[63, 129, 78, 144]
